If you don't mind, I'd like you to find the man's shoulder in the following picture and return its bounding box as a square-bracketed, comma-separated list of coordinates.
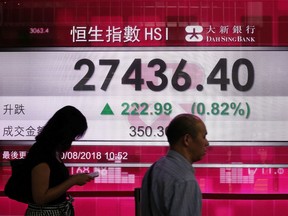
[155, 157, 194, 180]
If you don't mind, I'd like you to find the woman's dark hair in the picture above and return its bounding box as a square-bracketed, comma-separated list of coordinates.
[35, 105, 87, 152]
[165, 113, 200, 146]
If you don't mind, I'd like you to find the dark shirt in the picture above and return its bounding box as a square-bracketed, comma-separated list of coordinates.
[26, 141, 69, 204]
[141, 150, 202, 216]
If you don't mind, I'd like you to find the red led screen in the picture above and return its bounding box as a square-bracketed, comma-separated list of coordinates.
[1, 0, 288, 216]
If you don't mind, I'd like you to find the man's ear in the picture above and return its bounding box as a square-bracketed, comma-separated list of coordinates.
[183, 134, 191, 147]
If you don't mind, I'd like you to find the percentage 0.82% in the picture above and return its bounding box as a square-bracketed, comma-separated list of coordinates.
[191, 102, 251, 119]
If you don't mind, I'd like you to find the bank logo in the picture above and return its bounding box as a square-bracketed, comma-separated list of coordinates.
[185, 25, 203, 42]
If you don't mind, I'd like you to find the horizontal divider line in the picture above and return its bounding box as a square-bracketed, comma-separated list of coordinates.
[1, 162, 288, 168]
[0, 191, 287, 200]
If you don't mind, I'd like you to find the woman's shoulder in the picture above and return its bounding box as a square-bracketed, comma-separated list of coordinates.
[26, 142, 55, 167]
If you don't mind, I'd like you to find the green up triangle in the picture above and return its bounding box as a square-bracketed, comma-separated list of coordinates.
[101, 103, 114, 115]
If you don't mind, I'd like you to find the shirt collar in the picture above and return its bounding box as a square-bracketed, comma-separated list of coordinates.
[167, 149, 195, 171]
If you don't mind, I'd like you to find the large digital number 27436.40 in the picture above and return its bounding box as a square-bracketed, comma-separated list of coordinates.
[73, 58, 254, 92]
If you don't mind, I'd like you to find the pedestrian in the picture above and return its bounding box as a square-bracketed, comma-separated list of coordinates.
[25, 105, 95, 216]
[141, 113, 209, 216]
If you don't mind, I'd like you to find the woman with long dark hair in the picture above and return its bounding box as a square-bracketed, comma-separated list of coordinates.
[25, 105, 94, 216]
